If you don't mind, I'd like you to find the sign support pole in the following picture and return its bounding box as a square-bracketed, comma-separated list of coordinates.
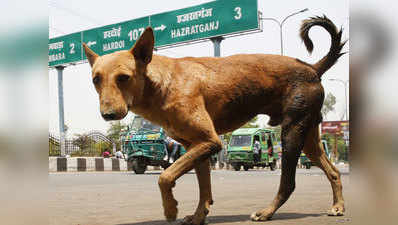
[56, 66, 66, 157]
[210, 37, 224, 57]
[211, 36, 224, 169]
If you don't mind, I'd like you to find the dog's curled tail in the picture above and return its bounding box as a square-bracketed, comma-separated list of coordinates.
[300, 15, 347, 77]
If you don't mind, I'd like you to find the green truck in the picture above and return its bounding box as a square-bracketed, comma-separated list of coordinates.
[121, 116, 187, 174]
[227, 128, 281, 171]
[300, 140, 330, 169]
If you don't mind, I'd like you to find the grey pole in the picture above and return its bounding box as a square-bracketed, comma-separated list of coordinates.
[328, 78, 350, 162]
[56, 66, 66, 156]
[279, 24, 284, 56]
[210, 36, 224, 57]
[211, 36, 224, 168]
[342, 80, 348, 121]
[344, 82, 348, 120]
[329, 78, 349, 121]
[261, 8, 308, 55]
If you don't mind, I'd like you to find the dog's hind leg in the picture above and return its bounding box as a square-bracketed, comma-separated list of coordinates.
[181, 158, 213, 225]
[251, 116, 311, 221]
[302, 126, 345, 216]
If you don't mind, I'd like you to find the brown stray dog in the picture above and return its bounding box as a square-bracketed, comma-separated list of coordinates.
[83, 16, 346, 225]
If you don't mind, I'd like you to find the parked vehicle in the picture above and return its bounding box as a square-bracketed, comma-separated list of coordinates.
[121, 116, 187, 174]
[227, 128, 281, 171]
[300, 140, 330, 169]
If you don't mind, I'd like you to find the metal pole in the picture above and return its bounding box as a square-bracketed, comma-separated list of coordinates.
[210, 36, 224, 57]
[260, 18, 282, 54]
[339, 80, 348, 121]
[328, 78, 349, 164]
[112, 143, 116, 155]
[56, 66, 66, 156]
[211, 37, 224, 168]
[279, 24, 283, 55]
[344, 82, 348, 120]
[261, 8, 308, 56]
[329, 79, 349, 121]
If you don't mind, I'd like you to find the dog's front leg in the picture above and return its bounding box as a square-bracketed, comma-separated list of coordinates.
[158, 139, 221, 224]
[181, 158, 213, 225]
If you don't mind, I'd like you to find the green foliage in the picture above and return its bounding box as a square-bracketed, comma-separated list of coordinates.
[321, 133, 348, 162]
[337, 139, 348, 161]
[70, 149, 100, 157]
[70, 150, 86, 157]
[72, 134, 93, 150]
[321, 93, 336, 119]
[71, 134, 102, 157]
[95, 141, 113, 156]
[49, 138, 60, 156]
[107, 121, 127, 150]
[69, 141, 111, 157]
[64, 124, 69, 134]
[321, 133, 334, 152]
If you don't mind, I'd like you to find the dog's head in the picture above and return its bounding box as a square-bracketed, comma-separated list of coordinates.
[83, 27, 154, 121]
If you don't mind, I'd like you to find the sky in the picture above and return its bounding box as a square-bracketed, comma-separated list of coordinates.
[49, 0, 349, 137]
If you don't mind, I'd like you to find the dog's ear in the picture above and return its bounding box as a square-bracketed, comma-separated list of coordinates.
[82, 43, 99, 67]
[130, 27, 154, 64]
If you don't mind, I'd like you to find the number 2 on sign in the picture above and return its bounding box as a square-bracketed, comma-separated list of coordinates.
[234, 7, 242, 20]
[128, 28, 145, 41]
[69, 43, 75, 54]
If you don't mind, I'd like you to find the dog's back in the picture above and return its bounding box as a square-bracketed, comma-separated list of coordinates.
[157, 54, 315, 132]
[148, 16, 345, 133]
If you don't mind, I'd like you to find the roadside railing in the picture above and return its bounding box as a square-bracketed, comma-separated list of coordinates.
[49, 131, 114, 157]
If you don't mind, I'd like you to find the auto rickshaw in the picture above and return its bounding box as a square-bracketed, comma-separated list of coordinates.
[227, 128, 281, 171]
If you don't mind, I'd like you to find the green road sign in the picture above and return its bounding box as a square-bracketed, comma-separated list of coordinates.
[49, 0, 260, 67]
[82, 16, 149, 60]
[48, 17, 149, 67]
[152, 0, 259, 47]
[49, 32, 82, 67]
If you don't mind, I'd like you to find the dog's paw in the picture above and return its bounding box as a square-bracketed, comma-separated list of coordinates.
[164, 198, 178, 222]
[179, 215, 206, 225]
[250, 208, 274, 221]
[327, 204, 345, 216]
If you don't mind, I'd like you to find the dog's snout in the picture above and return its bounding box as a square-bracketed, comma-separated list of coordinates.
[101, 112, 117, 121]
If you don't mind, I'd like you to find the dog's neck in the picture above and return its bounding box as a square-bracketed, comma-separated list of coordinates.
[145, 55, 173, 95]
[129, 55, 174, 125]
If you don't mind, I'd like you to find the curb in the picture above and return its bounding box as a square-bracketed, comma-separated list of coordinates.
[49, 157, 230, 172]
[49, 157, 161, 172]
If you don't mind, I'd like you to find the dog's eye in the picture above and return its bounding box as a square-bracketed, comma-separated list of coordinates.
[117, 74, 130, 83]
[93, 76, 100, 85]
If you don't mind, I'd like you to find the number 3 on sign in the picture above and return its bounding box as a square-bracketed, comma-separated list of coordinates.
[234, 7, 242, 20]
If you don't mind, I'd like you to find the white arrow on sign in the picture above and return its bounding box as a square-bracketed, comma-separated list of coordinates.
[154, 24, 166, 31]
[87, 41, 97, 47]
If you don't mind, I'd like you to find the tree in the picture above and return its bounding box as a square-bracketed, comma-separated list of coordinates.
[64, 124, 69, 134]
[72, 134, 94, 151]
[321, 93, 336, 119]
[321, 133, 347, 162]
[107, 121, 127, 150]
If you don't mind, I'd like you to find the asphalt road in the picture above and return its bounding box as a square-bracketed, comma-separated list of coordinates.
[49, 166, 350, 225]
